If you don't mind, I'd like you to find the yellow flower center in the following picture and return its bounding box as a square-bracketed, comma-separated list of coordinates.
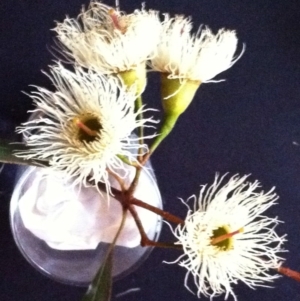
[210, 225, 244, 251]
[72, 114, 102, 143]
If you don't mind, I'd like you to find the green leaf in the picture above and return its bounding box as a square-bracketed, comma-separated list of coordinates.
[0, 140, 48, 167]
[81, 249, 113, 301]
[81, 210, 127, 301]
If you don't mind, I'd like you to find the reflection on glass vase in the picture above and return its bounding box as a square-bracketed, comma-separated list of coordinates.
[10, 161, 162, 286]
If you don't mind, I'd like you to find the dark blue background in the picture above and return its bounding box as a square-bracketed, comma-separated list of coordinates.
[1, 0, 300, 300]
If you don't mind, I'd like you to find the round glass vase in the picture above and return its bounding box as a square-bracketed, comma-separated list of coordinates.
[10, 161, 162, 286]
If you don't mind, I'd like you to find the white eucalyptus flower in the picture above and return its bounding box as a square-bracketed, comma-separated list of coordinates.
[151, 15, 243, 83]
[168, 174, 286, 300]
[54, 1, 160, 76]
[16, 64, 156, 191]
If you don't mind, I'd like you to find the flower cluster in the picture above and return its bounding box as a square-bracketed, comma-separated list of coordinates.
[10, 1, 292, 301]
[54, 1, 241, 100]
[17, 1, 243, 191]
[54, 2, 241, 82]
[168, 174, 286, 300]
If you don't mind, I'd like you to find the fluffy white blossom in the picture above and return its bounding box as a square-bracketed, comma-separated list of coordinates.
[54, 1, 161, 74]
[151, 15, 243, 82]
[16, 64, 156, 191]
[168, 174, 286, 300]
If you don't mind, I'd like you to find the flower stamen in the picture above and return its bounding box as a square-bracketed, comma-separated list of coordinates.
[108, 9, 127, 33]
[211, 226, 244, 250]
[73, 117, 101, 142]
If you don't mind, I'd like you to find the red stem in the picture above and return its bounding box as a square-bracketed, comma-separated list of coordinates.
[127, 204, 181, 250]
[130, 197, 184, 225]
[102, 184, 184, 225]
[278, 266, 300, 282]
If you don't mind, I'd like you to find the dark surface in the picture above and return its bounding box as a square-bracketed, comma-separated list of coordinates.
[1, 0, 300, 300]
